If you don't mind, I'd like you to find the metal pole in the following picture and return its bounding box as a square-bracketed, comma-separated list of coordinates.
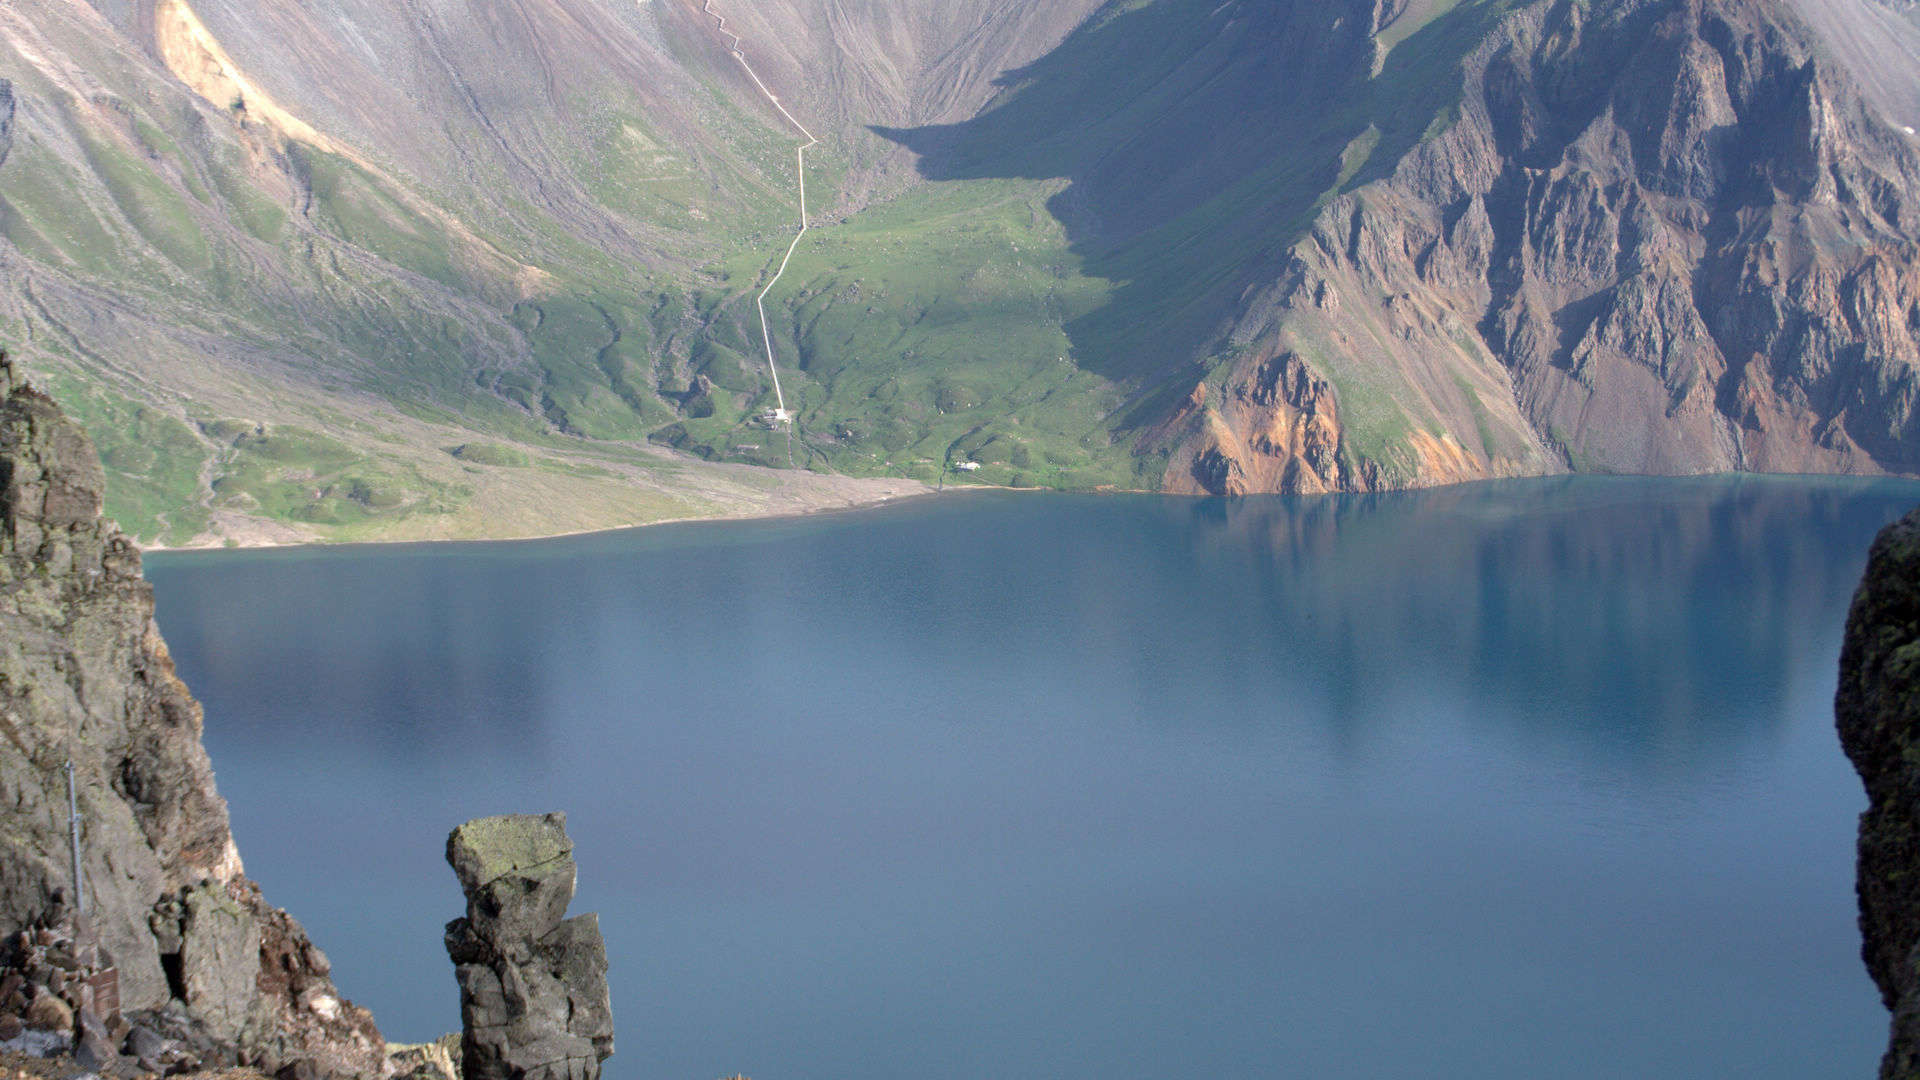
[64, 760, 84, 915]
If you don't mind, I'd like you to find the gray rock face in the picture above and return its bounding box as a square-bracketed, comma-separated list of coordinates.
[0, 352, 385, 1077]
[444, 813, 613, 1080]
[1838, 506, 1920, 1078]
[177, 882, 266, 1044]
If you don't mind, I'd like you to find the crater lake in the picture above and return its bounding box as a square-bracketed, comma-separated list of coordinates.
[146, 477, 1919, 1079]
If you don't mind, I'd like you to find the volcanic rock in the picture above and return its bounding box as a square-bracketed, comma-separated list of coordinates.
[1152, 0, 1920, 494]
[0, 352, 383, 1077]
[1837, 506, 1920, 1077]
[386, 1034, 461, 1080]
[71, 1007, 119, 1073]
[123, 1023, 162, 1065]
[444, 814, 612, 1080]
[21, 995, 67, 1035]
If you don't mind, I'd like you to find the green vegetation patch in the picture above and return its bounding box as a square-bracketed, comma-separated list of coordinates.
[671, 178, 1154, 488]
[0, 143, 122, 277]
[1376, 0, 1467, 54]
[79, 130, 213, 276]
[207, 149, 288, 244]
[501, 296, 677, 440]
[1458, 378, 1501, 461]
[296, 148, 464, 290]
[40, 372, 210, 545]
[449, 442, 533, 467]
[1282, 327, 1419, 480]
[209, 423, 468, 529]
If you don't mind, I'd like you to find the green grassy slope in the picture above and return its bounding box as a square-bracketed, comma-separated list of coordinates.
[0, 0, 845, 545]
[1, 0, 1540, 542]
[655, 0, 1525, 489]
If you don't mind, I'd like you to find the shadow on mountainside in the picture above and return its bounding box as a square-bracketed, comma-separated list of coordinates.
[870, 0, 1520, 393]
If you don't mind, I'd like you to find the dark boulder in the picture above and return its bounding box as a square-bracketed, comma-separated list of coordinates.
[444, 813, 613, 1080]
[1838, 506, 1920, 1078]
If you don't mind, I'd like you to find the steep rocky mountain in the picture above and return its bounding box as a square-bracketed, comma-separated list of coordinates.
[856, 0, 1920, 494]
[1132, 0, 1920, 493]
[1838, 506, 1920, 1079]
[1, 0, 1917, 538]
[0, 352, 382, 1076]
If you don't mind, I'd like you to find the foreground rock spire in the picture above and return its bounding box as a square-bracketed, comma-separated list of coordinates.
[445, 813, 614, 1080]
[1838, 507, 1920, 1078]
[0, 351, 384, 1077]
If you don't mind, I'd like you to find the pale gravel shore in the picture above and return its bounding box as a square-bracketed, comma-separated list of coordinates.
[139, 473, 950, 554]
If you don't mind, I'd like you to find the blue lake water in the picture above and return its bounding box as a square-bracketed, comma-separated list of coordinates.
[146, 477, 1920, 1079]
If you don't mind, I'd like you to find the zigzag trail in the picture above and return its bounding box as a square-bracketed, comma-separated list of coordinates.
[702, 0, 818, 424]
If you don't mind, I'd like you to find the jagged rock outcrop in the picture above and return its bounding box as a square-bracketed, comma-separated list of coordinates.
[1167, 0, 1920, 494]
[1838, 506, 1920, 1079]
[443, 814, 612, 1080]
[0, 352, 384, 1077]
[388, 1034, 463, 1080]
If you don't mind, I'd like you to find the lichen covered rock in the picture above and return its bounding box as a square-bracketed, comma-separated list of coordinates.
[1838, 506, 1920, 1078]
[444, 813, 612, 1080]
[388, 1033, 463, 1080]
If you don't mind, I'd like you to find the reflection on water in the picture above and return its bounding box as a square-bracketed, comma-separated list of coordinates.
[147, 476, 1920, 1080]
[1178, 476, 1891, 763]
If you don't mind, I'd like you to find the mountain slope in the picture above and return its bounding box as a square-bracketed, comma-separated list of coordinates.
[0, 0, 926, 544]
[860, 0, 1920, 494]
[1786, 0, 1920, 124]
[1, 0, 1917, 540]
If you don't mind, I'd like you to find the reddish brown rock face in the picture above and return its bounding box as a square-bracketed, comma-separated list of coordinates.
[1153, 0, 1920, 495]
[0, 353, 384, 1078]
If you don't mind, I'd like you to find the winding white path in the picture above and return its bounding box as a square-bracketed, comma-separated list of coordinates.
[702, 0, 818, 424]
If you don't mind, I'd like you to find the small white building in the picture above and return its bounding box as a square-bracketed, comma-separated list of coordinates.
[953, 461, 982, 472]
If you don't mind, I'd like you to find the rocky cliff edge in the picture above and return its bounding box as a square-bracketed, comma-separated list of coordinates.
[0, 351, 384, 1078]
[1839, 505, 1920, 1078]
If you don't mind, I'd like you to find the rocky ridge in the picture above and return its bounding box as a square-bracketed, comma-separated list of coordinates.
[1839, 505, 1920, 1078]
[1162, 0, 1920, 495]
[0, 351, 382, 1078]
[7, 0, 1920, 535]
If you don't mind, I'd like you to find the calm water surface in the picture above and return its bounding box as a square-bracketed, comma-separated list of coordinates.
[146, 477, 1920, 1079]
